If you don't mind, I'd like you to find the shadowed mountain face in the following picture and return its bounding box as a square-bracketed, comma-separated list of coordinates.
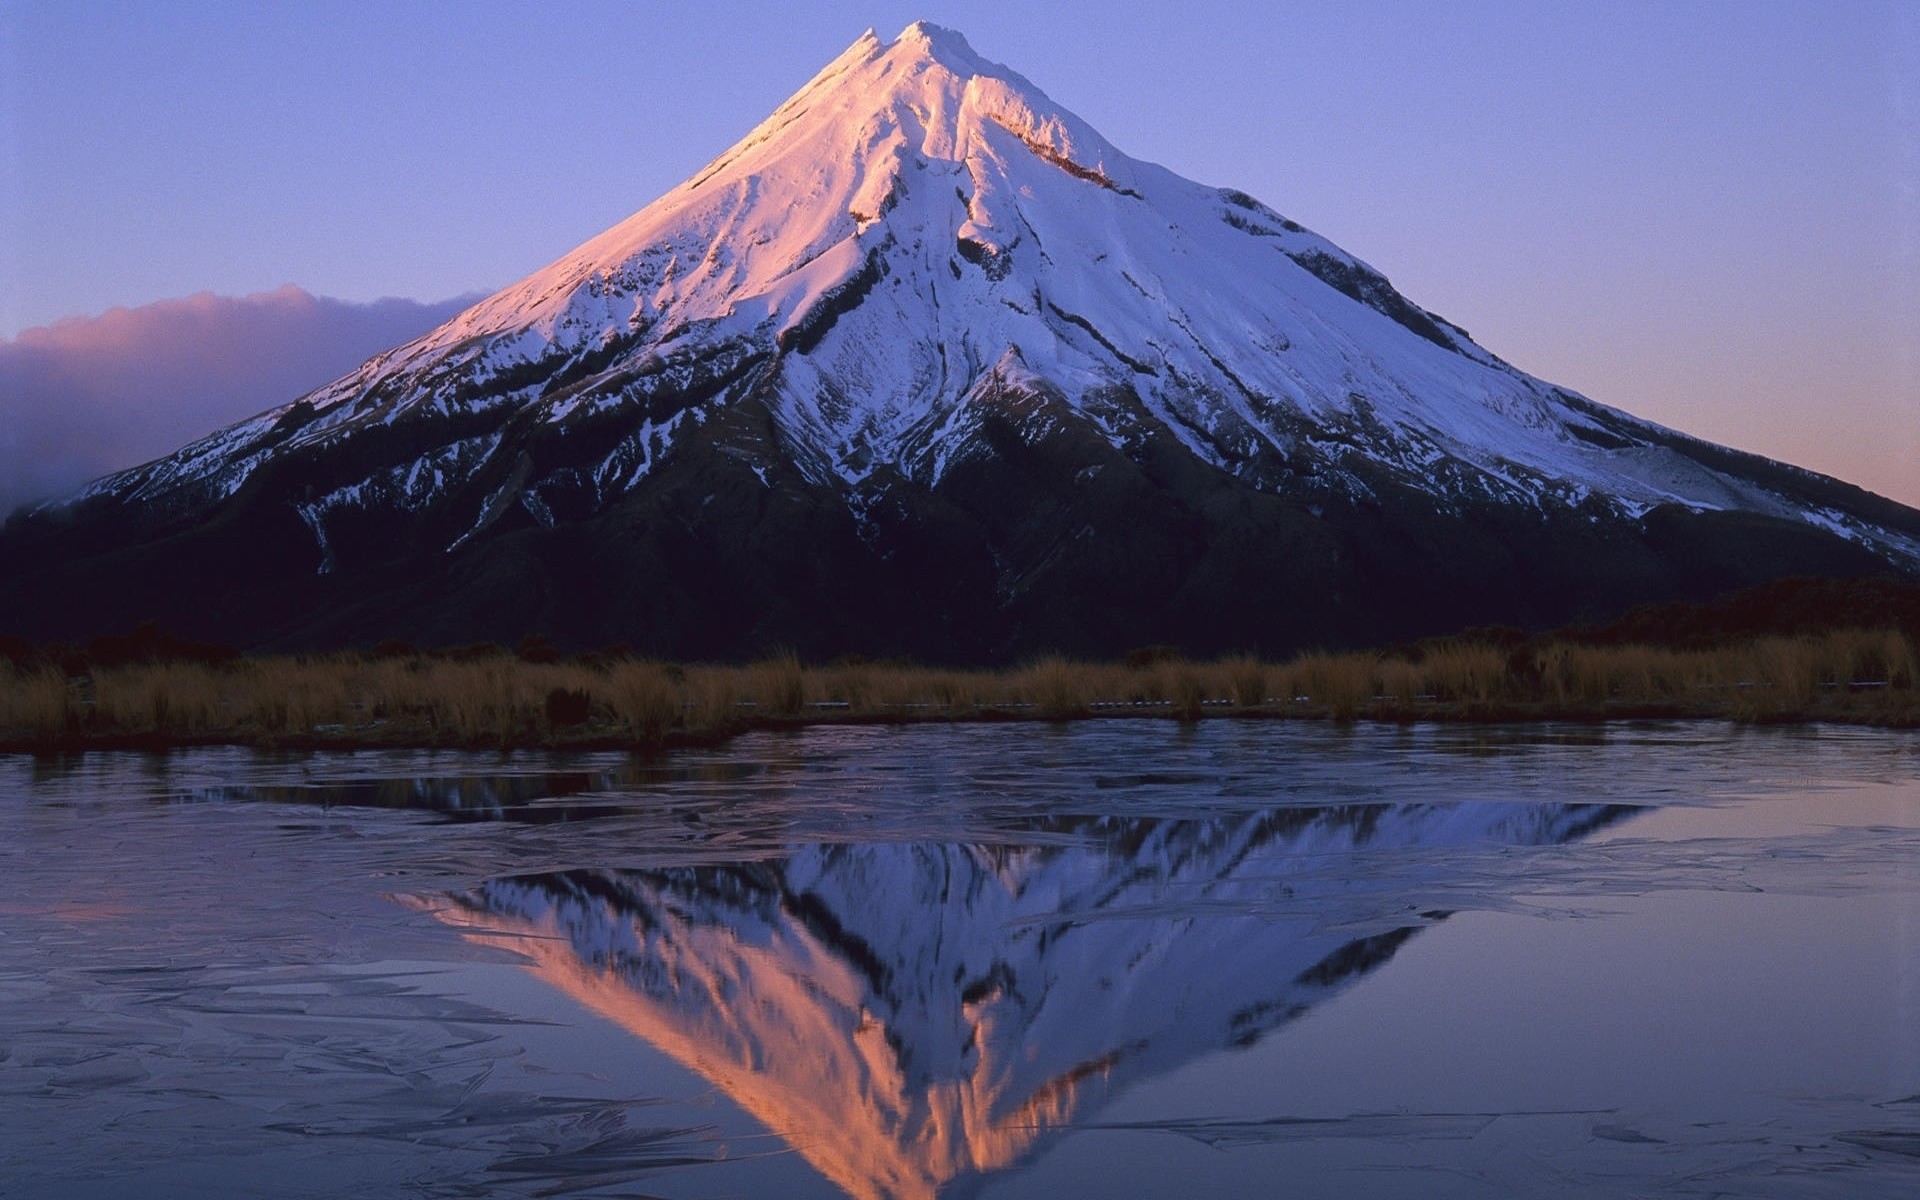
[3, 22, 1915, 656]
[426, 800, 1635, 1199]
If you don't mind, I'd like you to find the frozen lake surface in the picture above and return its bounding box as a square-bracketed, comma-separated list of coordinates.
[3, 721, 1918, 1198]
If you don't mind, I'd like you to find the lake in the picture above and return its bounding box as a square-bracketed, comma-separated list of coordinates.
[3, 721, 1917, 1198]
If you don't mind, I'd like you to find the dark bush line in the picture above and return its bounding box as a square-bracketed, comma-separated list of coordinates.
[0, 619, 241, 675]
[1564, 575, 1920, 649]
[5, 575, 1918, 679]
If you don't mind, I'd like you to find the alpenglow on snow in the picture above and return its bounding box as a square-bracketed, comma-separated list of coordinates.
[5, 22, 1917, 656]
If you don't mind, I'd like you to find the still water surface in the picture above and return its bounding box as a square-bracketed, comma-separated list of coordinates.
[3, 722, 1918, 1198]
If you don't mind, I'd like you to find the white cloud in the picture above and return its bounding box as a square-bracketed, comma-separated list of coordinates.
[0, 286, 477, 515]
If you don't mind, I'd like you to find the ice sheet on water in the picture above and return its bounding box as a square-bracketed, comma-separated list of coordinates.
[2, 959, 762, 1197]
[3, 720, 1917, 1198]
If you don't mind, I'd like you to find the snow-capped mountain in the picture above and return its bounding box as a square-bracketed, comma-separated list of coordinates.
[4, 22, 1916, 654]
[426, 800, 1634, 1200]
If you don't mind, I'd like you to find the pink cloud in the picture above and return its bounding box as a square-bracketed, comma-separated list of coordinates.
[0, 286, 478, 514]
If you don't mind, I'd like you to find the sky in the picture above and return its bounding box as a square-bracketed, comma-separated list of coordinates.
[0, 288, 472, 513]
[2, 0, 1916, 508]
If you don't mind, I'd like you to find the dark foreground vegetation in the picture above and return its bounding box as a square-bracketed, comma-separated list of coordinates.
[4, 578, 1918, 751]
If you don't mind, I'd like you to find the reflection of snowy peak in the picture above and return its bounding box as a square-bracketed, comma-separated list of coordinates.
[432, 801, 1631, 1200]
[6, 23, 1916, 655]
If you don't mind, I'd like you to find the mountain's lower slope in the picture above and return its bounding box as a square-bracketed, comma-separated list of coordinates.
[1, 370, 1906, 659]
[3, 23, 1915, 656]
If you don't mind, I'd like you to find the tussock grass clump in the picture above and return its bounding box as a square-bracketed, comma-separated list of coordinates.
[685, 668, 741, 729]
[605, 661, 680, 741]
[1018, 656, 1091, 718]
[1282, 651, 1375, 721]
[232, 658, 355, 733]
[1, 665, 77, 743]
[1420, 643, 1507, 705]
[817, 661, 871, 711]
[422, 660, 514, 742]
[1224, 655, 1268, 708]
[745, 651, 807, 717]
[93, 664, 226, 736]
[1153, 662, 1208, 721]
[1376, 657, 1422, 708]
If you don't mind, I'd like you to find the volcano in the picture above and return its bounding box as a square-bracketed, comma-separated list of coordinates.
[5, 22, 1916, 658]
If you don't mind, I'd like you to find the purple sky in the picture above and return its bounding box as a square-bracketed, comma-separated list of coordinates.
[3, 1, 1916, 507]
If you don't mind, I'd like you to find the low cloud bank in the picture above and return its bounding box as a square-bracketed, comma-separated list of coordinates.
[0, 286, 478, 516]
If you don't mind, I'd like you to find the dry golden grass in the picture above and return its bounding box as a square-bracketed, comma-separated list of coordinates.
[93, 664, 225, 736]
[1420, 643, 1507, 705]
[685, 667, 742, 729]
[1016, 656, 1091, 718]
[0, 665, 77, 741]
[746, 651, 807, 717]
[605, 660, 681, 741]
[2, 628, 1916, 748]
[232, 658, 355, 733]
[1279, 651, 1375, 720]
[1156, 662, 1208, 721]
[1223, 655, 1268, 707]
[1377, 657, 1422, 707]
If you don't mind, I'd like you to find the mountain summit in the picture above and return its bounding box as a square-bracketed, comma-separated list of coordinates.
[5, 23, 1917, 656]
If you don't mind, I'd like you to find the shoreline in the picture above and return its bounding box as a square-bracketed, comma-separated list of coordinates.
[5, 640, 1915, 755]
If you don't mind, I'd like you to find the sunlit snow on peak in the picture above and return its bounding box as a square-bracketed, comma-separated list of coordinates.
[50, 22, 1920, 577]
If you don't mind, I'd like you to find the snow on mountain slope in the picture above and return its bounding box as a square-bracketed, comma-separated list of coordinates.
[11, 20, 1916, 661]
[57, 22, 1920, 574]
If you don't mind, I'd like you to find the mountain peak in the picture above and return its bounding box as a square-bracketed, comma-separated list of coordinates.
[892, 19, 980, 61]
[9, 22, 1916, 657]
[830, 20, 993, 83]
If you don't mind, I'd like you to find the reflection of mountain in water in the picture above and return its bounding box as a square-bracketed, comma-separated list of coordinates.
[185, 770, 631, 821]
[169, 751, 799, 824]
[429, 801, 1632, 1200]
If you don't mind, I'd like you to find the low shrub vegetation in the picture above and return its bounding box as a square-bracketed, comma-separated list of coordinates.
[1, 628, 1915, 750]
